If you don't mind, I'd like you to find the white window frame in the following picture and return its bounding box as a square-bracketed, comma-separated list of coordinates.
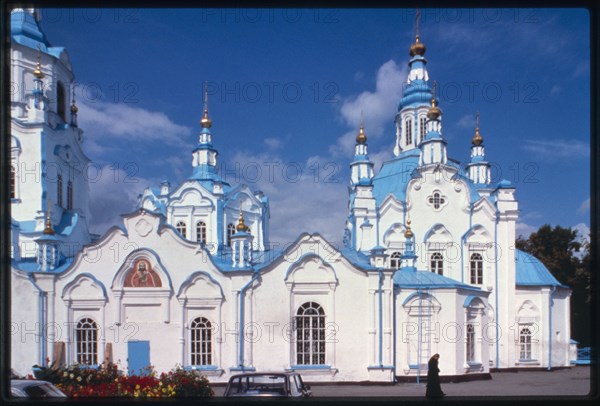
[190, 317, 212, 366]
[75, 317, 98, 365]
[295, 302, 326, 365]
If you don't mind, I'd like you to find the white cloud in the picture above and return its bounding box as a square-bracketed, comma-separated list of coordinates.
[228, 150, 347, 246]
[78, 100, 192, 145]
[330, 60, 407, 157]
[578, 197, 590, 214]
[456, 114, 476, 129]
[515, 222, 537, 239]
[87, 165, 155, 236]
[264, 137, 283, 150]
[521, 138, 589, 160]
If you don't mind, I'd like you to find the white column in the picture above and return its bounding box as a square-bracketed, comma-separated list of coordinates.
[180, 300, 186, 366]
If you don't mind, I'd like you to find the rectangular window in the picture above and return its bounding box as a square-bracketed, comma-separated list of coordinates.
[519, 325, 533, 360]
[419, 117, 427, 143]
[405, 118, 413, 146]
[466, 324, 475, 362]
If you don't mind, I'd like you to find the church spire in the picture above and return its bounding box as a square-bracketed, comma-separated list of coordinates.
[43, 199, 55, 235]
[394, 8, 434, 156]
[401, 216, 418, 270]
[191, 82, 220, 179]
[467, 111, 491, 184]
[200, 82, 212, 129]
[70, 83, 78, 127]
[419, 81, 448, 166]
[33, 45, 45, 109]
[350, 112, 374, 186]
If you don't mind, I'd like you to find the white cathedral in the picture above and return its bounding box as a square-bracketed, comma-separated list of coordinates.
[10, 9, 572, 383]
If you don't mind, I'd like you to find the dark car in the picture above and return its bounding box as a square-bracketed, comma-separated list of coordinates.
[10, 379, 67, 399]
[224, 372, 312, 398]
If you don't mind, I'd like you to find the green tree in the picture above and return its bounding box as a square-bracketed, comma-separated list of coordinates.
[515, 224, 591, 346]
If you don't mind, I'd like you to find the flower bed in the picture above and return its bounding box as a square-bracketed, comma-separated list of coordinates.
[33, 363, 213, 398]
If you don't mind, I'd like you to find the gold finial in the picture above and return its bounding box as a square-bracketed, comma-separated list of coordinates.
[236, 210, 249, 232]
[200, 82, 212, 129]
[427, 81, 441, 120]
[70, 83, 78, 114]
[356, 111, 367, 144]
[409, 9, 426, 57]
[43, 199, 55, 235]
[472, 111, 484, 146]
[33, 45, 44, 79]
[404, 217, 414, 239]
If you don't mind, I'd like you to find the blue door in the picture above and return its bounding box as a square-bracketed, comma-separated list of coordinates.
[127, 341, 150, 375]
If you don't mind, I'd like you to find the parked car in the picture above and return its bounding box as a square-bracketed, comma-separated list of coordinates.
[224, 372, 312, 398]
[10, 379, 67, 399]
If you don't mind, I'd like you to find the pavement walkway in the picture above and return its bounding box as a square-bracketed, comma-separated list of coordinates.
[211, 366, 594, 399]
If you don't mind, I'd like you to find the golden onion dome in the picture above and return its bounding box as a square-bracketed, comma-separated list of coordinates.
[33, 62, 44, 79]
[356, 125, 367, 144]
[472, 127, 483, 146]
[71, 102, 78, 114]
[409, 35, 426, 57]
[236, 211, 248, 232]
[404, 218, 414, 239]
[200, 108, 212, 128]
[43, 206, 55, 235]
[427, 98, 441, 120]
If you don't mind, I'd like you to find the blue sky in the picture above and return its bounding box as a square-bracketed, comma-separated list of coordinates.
[36, 7, 590, 246]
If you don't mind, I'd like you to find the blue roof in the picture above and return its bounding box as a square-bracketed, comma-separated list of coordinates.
[11, 10, 63, 59]
[340, 247, 375, 270]
[55, 211, 79, 236]
[12, 257, 74, 274]
[515, 249, 566, 287]
[371, 150, 420, 205]
[394, 268, 482, 290]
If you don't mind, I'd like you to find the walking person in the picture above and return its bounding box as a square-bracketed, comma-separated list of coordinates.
[426, 353, 445, 399]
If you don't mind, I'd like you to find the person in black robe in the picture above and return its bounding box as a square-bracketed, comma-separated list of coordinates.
[426, 353, 445, 399]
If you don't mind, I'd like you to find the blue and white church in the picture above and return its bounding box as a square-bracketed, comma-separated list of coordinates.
[10, 9, 572, 383]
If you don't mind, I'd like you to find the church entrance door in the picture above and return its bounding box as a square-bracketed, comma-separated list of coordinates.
[127, 340, 150, 376]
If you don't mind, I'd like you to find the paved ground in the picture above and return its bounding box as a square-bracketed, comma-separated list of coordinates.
[211, 366, 594, 398]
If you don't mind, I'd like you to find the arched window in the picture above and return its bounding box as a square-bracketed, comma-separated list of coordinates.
[57, 174, 63, 207]
[227, 223, 235, 247]
[10, 165, 16, 199]
[190, 317, 212, 366]
[176, 221, 187, 238]
[430, 252, 443, 275]
[419, 116, 427, 144]
[66, 180, 73, 210]
[296, 302, 325, 365]
[519, 327, 532, 360]
[57, 81, 66, 121]
[390, 252, 402, 269]
[196, 221, 206, 244]
[466, 324, 475, 362]
[75, 318, 98, 365]
[470, 253, 483, 284]
[405, 118, 413, 146]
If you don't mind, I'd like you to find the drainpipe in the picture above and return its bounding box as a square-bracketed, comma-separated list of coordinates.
[548, 286, 556, 371]
[238, 272, 261, 369]
[416, 288, 422, 385]
[29, 274, 47, 366]
[378, 267, 384, 367]
[494, 209, 500, 369]
[392, 285, 398, 383]
[463, 203, 474, 283]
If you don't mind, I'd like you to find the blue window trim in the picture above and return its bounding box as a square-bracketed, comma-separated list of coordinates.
[367, 365, 395, 370]
[230, 366, 256, 372]
[183, 365, 218, 371]
[288, 365, 331, 371]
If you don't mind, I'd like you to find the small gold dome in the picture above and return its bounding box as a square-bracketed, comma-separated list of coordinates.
[404, 218, 414, 239]
[409, 35, 426, 57]
[427, 98, 441, 120]
[472, 127, 483, 146]
[236, 211, 248, 232]
[200, 109, 212, 128]
[71, 102, 78, 114]
[33, 62, 44, 79]
[43, 210, 55, 235]
[356, 125, 367, 144]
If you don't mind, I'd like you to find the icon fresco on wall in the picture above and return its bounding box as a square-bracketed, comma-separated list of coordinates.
[124, 259, 162, 287]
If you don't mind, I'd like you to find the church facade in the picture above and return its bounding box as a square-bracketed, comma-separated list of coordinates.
[10, 9, 572, 383]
